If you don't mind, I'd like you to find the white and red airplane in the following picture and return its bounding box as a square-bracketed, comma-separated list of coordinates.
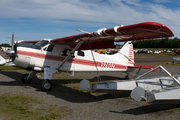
[5, 22, 174, 91]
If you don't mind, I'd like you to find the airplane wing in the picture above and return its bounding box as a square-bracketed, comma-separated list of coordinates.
[50, 22, 174, 50]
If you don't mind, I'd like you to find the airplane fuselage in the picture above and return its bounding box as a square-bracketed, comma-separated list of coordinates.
[13, 40, 133, 72]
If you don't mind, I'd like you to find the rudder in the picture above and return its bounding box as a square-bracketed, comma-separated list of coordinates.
[119, 41, 134, 66]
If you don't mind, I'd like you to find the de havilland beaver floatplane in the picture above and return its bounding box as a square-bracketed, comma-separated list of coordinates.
[3, 22, 175, 95]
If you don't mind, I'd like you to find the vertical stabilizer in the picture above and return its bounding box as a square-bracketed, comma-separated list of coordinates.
[119, 42, 134, 66]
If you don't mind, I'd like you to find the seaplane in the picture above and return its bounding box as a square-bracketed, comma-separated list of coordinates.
[4, 22, 174, 91]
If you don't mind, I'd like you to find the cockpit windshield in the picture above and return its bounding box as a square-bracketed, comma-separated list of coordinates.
[35, 40, 49, 48]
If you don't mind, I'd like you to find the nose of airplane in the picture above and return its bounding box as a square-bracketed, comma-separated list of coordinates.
[12, 43, 28, 62]
[5, 43, 20, 62]
[4, 49, 15, 57]
[4, 47, 16, 62]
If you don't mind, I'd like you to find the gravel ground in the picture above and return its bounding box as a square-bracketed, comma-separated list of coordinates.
[1, 51, 180, 120]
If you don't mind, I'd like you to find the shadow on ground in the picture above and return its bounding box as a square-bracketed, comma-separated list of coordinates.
[110, 104, 180, 115]
[1, 70, 180, 115]
[0, 71, 127, 103]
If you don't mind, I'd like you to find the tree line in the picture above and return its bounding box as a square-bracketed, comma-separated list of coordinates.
[133, 37, 180, 48]
[0, 43, 11, 48]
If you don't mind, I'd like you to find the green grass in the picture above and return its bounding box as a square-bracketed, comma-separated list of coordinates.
[0, 93, 72, 120]
[168, 109, 175, 113]
[0, 66, 73, 119]
[0, 65, 24, 71]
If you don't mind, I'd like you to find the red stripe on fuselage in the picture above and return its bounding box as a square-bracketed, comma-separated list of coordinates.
[17, 50, 127, 69]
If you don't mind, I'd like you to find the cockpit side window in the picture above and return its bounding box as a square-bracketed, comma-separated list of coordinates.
[47, 44, 55, 52]
[35, 40, 49, 48]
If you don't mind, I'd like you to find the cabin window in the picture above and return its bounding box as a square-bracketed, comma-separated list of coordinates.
[47, 44, 55, 52]
[77, 51, 84, 56]
[61, 49, 74, 57]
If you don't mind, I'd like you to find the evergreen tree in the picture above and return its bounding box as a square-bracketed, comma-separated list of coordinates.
[133, 37, 180, 48]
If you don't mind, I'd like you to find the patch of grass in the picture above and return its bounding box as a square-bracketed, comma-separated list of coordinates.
[68, 83, 92, 94]
[0, 93, 72, 120]
[134, 54, 139, 58]
[39, 105, 71, 120]
[0, 65, 24, 71]
[0, 65, 30, 75]
[168, 109, 175, 113]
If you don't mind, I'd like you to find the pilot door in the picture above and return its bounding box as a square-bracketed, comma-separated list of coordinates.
[59, 48, 75, 71]
[44, 44, 75, 71]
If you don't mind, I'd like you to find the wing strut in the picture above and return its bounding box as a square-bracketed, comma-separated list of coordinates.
[88, 40, 101, 81]
[57, 41, 84, 70]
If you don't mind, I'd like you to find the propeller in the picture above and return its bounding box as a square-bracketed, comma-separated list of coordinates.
[11, 32, 14, 50]
[4, 32, 16, 62]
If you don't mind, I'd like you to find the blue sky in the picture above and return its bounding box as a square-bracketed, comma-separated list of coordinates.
[0, 0, 180, 44]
